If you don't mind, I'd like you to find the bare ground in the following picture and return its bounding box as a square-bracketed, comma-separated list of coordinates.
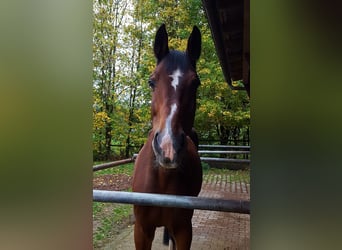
[93, 174, 132, 191]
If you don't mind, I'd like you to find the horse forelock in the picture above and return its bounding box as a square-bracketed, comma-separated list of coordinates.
[159, 50, 193, 73]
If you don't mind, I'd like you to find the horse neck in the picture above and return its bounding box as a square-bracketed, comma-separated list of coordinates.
[180, 110, 196, 135]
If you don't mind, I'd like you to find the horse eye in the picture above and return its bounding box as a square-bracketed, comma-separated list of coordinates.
[148, 79, 156, 89]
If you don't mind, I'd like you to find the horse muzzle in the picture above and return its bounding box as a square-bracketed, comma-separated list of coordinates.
[152, 131, 186, 169]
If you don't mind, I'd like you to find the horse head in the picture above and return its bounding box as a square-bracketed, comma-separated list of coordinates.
[149, 24, 201, 169]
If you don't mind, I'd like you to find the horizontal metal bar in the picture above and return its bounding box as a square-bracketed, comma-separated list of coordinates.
[200, 157, 250, 164]
[132, 154, 250, 164]
[199, 145, 250, 149]
[93, 158, 134, 172]
[198, 150, 250, 154]
[93, 190, 250, 214]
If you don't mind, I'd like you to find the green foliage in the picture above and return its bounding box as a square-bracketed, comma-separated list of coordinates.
[93, 0, 250, 160]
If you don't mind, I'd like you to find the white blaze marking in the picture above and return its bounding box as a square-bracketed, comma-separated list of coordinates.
[160, 103, 177, 149]
[165, 103, 177, 135]
[169, 68, 183, 91]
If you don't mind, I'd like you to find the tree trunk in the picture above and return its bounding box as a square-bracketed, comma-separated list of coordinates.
[105, 123, 112, 160]
[125, 21, 143, 158]
[105, 103, 114, 159]
[233, 127, 240, 146]
[219, 125, 230, 145]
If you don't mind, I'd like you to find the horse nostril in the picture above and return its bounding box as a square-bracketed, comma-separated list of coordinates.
[153, 132, 162, 154]
[164, 157, 171, 164]
[154, 132, 160, 143]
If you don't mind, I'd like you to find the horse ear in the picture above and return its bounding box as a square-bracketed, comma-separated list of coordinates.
[154, 24, 169, 63]
[186, 26, 201, 66]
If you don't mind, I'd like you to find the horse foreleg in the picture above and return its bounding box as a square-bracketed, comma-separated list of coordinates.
[134, 221, 155, 250]
[173, 222, 193, 250]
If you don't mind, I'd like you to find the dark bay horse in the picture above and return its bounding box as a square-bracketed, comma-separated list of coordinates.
[132, 24, 203, 250]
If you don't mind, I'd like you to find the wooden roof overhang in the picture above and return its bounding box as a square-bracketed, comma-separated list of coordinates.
[202, 0, 250, 97]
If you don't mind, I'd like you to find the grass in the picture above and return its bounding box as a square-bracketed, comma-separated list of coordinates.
[93, 162, 135, 248]
[203, 167, 250, 183]
[93, 203, 133, 248]
[201, 161, 250, 183]
[93, 162, 134, 177]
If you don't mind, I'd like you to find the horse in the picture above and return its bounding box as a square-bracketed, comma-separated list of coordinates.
[132, 24, 203, 250]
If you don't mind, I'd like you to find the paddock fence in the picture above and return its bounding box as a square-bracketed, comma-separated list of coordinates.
[93, 145, 250, 214]
[198, 144, 250, 169]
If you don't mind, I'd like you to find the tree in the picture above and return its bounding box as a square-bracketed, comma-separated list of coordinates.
[93, 0, 128, 159]
[92, 0, 250, 160]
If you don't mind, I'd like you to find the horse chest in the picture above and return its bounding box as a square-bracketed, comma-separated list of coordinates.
[155, 169, 189, 194]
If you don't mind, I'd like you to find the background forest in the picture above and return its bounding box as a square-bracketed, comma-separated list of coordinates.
[93, 0, 250, 161]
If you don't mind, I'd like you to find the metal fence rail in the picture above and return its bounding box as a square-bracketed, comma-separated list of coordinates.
[200, 157, 250, 164]
[198, 145, 251, 168]
[198, 150, 250, 154]
[93, 146, 250, 214]
[93, 158, 134, 172]
[199, 145, 250, 150]
[93, 190, 250, 214]
[93, 144, 250, 173]
[131, 154, 250, 165]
